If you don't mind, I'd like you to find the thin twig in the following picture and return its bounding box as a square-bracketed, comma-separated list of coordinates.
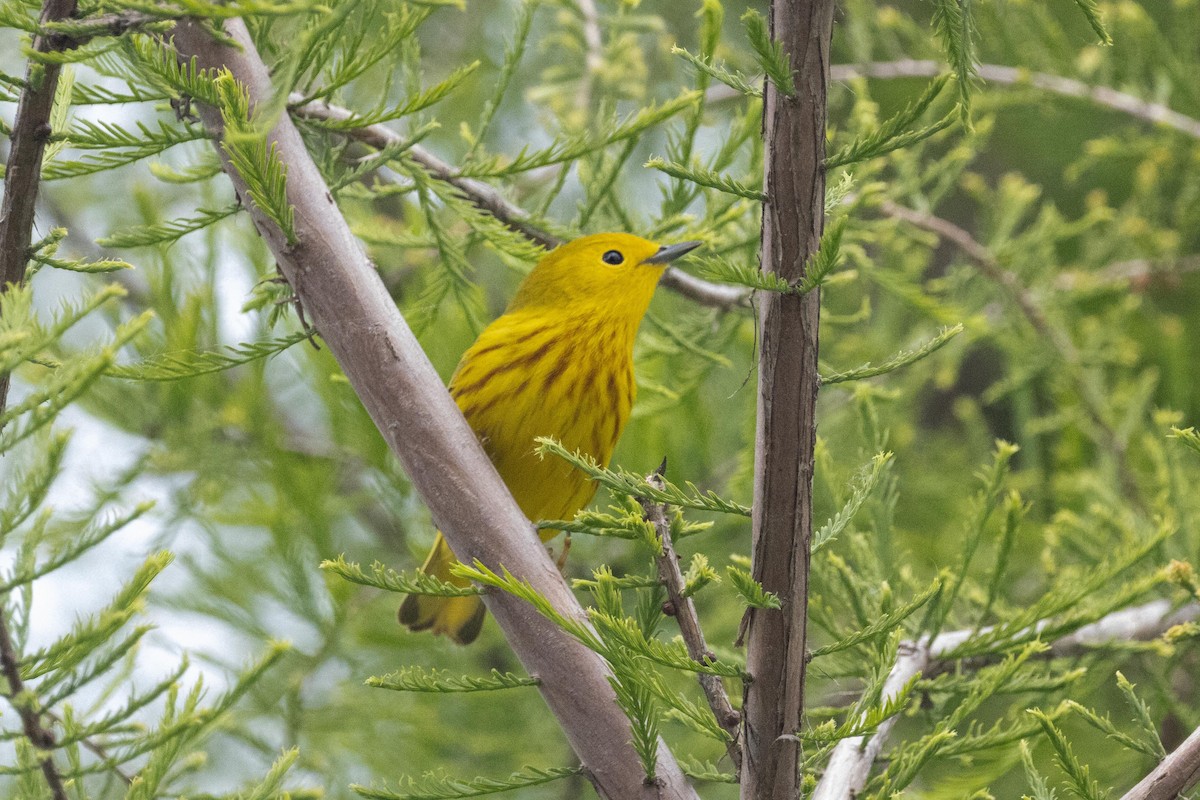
[812, 599, 1200, 799]
[879, 199, 1144, 508]
[289, 98, 752, 310]
[639, 469, 742, 771]
[827, 60, 1200, 141]
[42, 710, 135, 786]
[0, 614, 68, 800]
[39, 9, 165, 41]
[708, 61, 1200, 141]
[1055, 253, 1200, 292]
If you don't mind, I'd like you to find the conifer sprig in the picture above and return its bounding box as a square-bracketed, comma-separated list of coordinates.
[321, 556, 482, 597]
[352, 765, 583, 800]
[671, 46, 762, 98]
[97, 204, 241, 248]
[825, 76, 955, 171]
[368, 668, 539, 694]
[456, 92, 701, 178]
[740, 9, 795, 96]
[535, 438, 750, 516]
[1029, 709, 1109, 800]
[106, 331, 311, 381]
[644, 157, 764, 201]
[819, 325, 963, 385]
[813, 452, 894, 552]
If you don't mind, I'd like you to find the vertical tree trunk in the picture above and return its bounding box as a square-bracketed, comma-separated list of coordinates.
[740, 0, 835, 796]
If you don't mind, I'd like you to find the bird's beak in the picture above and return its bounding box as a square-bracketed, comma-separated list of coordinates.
[643, 240, 702, 265]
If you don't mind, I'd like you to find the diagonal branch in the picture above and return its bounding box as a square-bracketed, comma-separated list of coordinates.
[290, 98, 752, 310]
[639, 470, 742, 770]
[169, 18, 699, 799]
[812, 599, 1200, 799]
[1122, 721, 1200, 800]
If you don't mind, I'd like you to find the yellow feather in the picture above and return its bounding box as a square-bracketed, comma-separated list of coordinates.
[398, 233, 699, 644]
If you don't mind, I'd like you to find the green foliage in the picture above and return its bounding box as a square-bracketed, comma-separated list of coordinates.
[4, 0, 1200, 796]
[321, 556, 481, 597]
[825, 76, 956, 171]
[644, 156, 764, 201]
[931, 0, 978, 126]
[726, 566, 781, 610]
[215, 73, 297, 242]
[367, 667, 539, 694]
[352, 765, 583, 800]
[96, 204, 242, 248]
[0, 278, 290, 796]
[1030, 710, 1109, 800]
[820, 324, 964, 384]
[106, 330, 310, 381]
[740, 9, 794, 97]
[536, 437, 749, 516]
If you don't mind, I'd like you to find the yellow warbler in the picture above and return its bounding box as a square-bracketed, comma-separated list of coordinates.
[399, 233, 701, 644]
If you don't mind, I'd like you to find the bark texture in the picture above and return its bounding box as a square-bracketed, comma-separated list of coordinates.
[740, 0, 836, 796]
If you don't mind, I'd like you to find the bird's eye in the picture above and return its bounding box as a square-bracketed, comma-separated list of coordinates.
[602, 250, 625, 265]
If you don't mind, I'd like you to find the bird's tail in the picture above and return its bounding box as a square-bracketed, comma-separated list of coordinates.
[398, 534, 486, 645]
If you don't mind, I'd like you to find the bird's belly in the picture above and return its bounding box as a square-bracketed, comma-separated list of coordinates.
[458, 365, 632, 527]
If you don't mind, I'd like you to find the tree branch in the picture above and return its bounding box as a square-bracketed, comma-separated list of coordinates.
[711, 60, 1200, 141]
[740, 0, 835, 796]
[812, 599, 1200, 799]
[1122, 722, 1200, 800]
[828, 60, 1200, 141]
[639, 470, 742, 770]
[290, 98, 752, 310]
[169, 19, 699, 799]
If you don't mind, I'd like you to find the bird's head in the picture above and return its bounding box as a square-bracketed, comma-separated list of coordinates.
[508, 233, 700, 316]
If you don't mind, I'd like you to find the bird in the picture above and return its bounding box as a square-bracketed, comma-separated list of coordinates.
[398, 233, 701, 644]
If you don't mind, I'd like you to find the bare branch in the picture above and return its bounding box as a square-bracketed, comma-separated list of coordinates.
[828, 60, 1200, 141]
[710, 60, 1200, 141]
[289, 98, 751, 309]
[740, 0, 835, 796]
[1122, 723, 1200, 800]
[813, 599, 1200, 799]
[171, 19, 699, 799]
[639, 471, 742, 770]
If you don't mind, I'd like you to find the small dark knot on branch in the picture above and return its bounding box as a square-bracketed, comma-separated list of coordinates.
[661, 600, 677, 616]
[33, 122, 53, 141]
